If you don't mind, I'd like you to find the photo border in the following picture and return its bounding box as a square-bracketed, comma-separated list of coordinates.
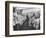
[5, 1, 45, 37]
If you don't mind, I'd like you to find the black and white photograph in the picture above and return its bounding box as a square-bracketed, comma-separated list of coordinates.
[13, 7, 40, 30]
[5, 1, 45, 37]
